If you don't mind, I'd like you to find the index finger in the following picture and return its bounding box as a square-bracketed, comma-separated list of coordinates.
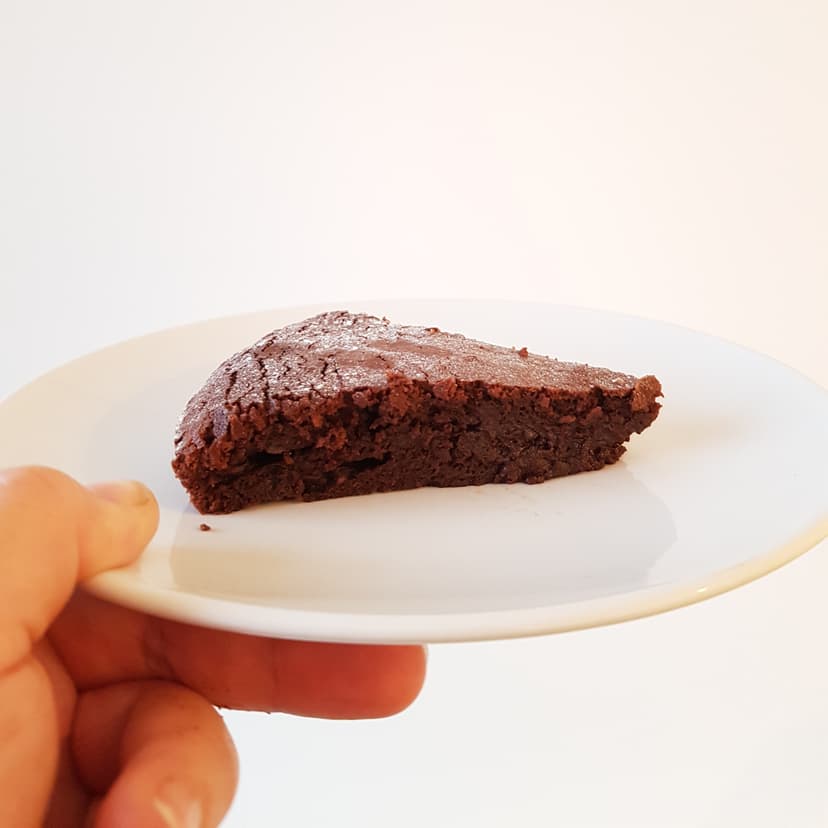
[53, 591, 428, 719]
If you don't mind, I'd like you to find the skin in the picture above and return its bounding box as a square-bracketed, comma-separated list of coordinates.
[0, 467, 427, 827]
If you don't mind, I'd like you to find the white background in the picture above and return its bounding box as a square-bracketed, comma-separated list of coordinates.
[2, 2, 827, 826]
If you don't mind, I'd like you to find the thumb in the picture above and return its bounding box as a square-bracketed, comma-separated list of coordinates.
[0, 466, 158, 673]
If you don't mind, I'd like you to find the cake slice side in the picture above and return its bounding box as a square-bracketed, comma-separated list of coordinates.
[172, 312, 662, 514]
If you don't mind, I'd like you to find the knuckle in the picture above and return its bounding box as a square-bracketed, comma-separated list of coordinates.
[0, 465, 78, 501]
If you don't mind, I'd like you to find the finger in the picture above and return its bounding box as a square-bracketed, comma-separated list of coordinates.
[0, 468, 157, 828]
[0, 466, 158, 672]
[0, 653, 59, 827]
[0, 641, 89, 828]
[73, 680, 237, 828]
[54, 592, 427, 718]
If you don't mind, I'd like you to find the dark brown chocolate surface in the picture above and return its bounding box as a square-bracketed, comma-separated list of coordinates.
[172, 311, 662, 514]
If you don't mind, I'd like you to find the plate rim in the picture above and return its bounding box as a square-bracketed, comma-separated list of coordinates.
[4, 298, 828, 643]
[85, 515, 827, 643]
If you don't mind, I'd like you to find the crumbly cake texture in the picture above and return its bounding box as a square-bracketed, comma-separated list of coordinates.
[172, 311, 662, 514]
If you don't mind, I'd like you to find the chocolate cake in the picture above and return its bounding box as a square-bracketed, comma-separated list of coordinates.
[173, 311, 662, 514]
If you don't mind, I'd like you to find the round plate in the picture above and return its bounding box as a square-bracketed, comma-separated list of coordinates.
[2, 300, 826, 643]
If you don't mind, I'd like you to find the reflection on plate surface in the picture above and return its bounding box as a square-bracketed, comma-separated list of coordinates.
[169, 466, 675, 614]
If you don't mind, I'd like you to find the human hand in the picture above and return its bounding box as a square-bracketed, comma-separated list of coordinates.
[0, 467, 426, 828]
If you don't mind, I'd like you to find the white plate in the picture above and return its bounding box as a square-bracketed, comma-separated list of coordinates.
[1, 300, 826, 643]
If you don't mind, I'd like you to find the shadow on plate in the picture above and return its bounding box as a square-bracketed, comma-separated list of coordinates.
[166, 464, 677, 615]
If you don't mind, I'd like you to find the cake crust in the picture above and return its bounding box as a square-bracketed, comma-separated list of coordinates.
[172, 311, 662, 514]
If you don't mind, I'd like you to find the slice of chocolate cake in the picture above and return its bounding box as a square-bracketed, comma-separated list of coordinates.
[172, 311, 662, 514]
